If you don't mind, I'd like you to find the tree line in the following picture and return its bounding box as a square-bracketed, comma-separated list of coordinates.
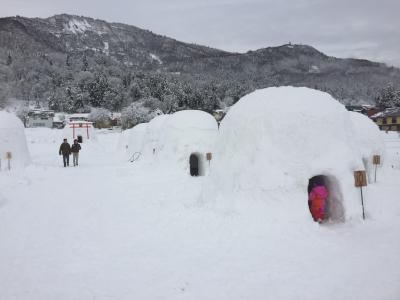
[0, 51, 253, 118]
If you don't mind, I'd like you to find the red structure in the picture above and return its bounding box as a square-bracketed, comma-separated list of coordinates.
[69, 122, 93, 140]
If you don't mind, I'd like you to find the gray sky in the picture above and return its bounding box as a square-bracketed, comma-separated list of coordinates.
[1, 0, 399, 66]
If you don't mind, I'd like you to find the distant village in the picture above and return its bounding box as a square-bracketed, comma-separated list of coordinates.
[24, 109, 122, 129]
[21, 103, 400, 133]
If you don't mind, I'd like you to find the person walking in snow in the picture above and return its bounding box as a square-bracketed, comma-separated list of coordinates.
[308, 184, 329, 223]
[59, 138, 71, 167]
[71, 139, 81, 166]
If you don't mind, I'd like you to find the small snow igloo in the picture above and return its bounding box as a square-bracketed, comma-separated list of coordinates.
[0, 111, 30, 169]
[349, 112, 385, 183]
[140, 111, 218, 176]
[204, 87, 364, 222]
[126, 123, 148, 162]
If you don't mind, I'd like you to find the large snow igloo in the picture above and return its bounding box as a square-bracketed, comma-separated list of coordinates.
[0, 111, 30, 169]
[204, 87, 365, 222]
[140, 111, 218, 176]
[349, 112, 385, 183]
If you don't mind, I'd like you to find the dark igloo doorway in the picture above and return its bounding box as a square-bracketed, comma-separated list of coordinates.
[189, 153, 203, 176]
[307, 175, 345, 223]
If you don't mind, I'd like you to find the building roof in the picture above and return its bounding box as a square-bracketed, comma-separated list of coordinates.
[371, 107, 400, 118]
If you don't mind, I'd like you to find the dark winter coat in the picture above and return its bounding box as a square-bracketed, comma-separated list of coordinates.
[71, 143, 81, 153]
[59, 142, 71, 155]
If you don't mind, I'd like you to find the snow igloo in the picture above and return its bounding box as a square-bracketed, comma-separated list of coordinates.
[349, 112, 385, 183]
[117, 123, 148, 161]
[0, 111, 30, 169]
[204, 87, 365, 222]
[140, 111, 218, 176]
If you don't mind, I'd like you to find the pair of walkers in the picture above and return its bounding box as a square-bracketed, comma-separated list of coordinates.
[59, 138, 81, 167]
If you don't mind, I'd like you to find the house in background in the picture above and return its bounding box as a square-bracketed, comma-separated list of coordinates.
[66, 113, 90, 123]
[345, 105, 381, 117]
[371, 108, 400, 131]
[26, 110, 54, 128]
[111, 112, 122, 127]
[52, 113, 66, 129]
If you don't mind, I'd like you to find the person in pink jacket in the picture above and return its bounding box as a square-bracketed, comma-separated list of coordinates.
[309, 185, 329, 223]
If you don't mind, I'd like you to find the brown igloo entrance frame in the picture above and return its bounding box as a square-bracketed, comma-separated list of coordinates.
[307, 174, 345, 223]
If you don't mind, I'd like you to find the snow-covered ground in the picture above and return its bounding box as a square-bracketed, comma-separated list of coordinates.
[0, 128, 399, 300]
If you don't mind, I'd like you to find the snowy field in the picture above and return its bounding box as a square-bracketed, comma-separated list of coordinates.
[1, 128, 400, 300]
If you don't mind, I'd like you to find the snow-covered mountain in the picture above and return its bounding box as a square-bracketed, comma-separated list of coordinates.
[1, 14, 400, 104]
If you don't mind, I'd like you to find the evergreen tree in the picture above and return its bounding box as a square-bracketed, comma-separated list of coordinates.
[6, 53, 12, 66]
[82, 55, 88, 71]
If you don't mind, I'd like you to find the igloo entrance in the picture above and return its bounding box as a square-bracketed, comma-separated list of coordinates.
[189, 153, 203, 176]
[307, 175, 345, 223]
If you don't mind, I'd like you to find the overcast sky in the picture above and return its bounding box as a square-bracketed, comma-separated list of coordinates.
[1, 0, 399, 66]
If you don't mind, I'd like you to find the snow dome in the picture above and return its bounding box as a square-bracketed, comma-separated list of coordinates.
[140, 111, 218, 176]
[119, 123, 148, 161]
[204, 87, 365, 222]
[349, 111, 385, 183]
[0, 111, 30, 169]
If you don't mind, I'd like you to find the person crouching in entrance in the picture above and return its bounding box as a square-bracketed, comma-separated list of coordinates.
[59, 138, 71, 167]
[71, 139, 81, 166]
[309, 184, 328, 223]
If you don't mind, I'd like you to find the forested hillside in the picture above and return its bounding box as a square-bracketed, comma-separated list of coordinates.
[1, 14, 400, 113]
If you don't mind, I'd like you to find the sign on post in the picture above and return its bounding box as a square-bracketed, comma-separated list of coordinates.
[354, 170, 367, 187]
[6, 151, 12, 171]
[206, 152, 212, 167]
[354, 170, 367, 220]
[372, 155, 381, 183]
[206, 153, 212, 161]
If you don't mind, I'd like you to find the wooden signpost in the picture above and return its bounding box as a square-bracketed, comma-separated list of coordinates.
[354, 170, 367, 220]
[6, 152, 12, 171]
[372, 155, 381, 183]
[206, 152, 212, 167]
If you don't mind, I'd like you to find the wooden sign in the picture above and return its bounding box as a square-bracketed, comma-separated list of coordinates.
[354, 170, 367, 187]
[206, 153, 212, 161]
[372, 155, 381, 165]
[6, 152, 12, 160]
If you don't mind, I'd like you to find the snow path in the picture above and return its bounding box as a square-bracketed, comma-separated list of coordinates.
[0, 129, 399, 300]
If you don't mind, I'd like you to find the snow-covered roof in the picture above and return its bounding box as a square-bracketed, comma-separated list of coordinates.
[371, 107, 400, 118]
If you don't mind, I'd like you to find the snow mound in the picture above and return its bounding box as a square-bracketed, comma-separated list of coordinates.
[0, 111, 30, 169]
[204, 87, 364, 222]
[140, 114, 170, 159]
[349, 112, 385, 182]
[140, 111, 218, 175]
[117, 123, 148, 161]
